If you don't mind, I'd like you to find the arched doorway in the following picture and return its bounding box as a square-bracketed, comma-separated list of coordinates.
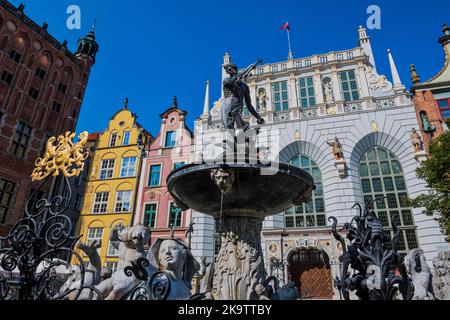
[287, 248, 333, 299]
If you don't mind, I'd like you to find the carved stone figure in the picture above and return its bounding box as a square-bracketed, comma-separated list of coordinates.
[101, 267, 113, 281]
[214, 217, 265, 300]
[277, 281, 300, 300]
[59, 240, 102, 300]
[221, 60, 265, 131]
[257, 89, 267, 111]
[199, 257, 214, 295]
[411, 128, 424, 153]
[211, 168, 235, 194]
[147, 238, 200, 300]
[405, 249, 434, 300]
[366, 66, 393, 92]
[324, 82, 335, 104]
[253, 284, 270, 300]
[95, 225, 150, 300]
[326, 137, 344, 161]
[432, 251, 450, 300]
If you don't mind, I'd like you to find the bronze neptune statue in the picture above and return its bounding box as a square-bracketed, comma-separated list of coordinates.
[221, 60, 265, 131]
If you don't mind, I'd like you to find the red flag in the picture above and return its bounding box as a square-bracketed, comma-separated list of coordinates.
[281, 22, 290, 31]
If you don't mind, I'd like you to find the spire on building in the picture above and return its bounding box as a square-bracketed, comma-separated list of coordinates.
[410, 64, 421, 84]
[358, 25, 369, 43]
[223, 52, 231, 66]
[202, 80, 210, 119]
[123, 97, 129, 110]
[76, 19, 100, 64]
[439, 24, 450, 47]
[387, 49, 405, 92]
[173, 96, 178, 108]
[91, 17, 97, 33]
[358, 25, 376, 71]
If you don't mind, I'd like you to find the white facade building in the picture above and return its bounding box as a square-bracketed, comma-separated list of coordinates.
[189, 26, 448, 299]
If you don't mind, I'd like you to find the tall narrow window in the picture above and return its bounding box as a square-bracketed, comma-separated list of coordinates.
[165, 131, 177, 148]
[115, 191, 132, 213]
[10, 121, 32, 158]
[92, 192, 109, 213]
[122, 131, 131, 146]
[99, 159, 115, 180]
[285, 155, 325, 228]
[143, 203, 157, 228]
[52, 101, 62, 113]
[437, 98, 450, 120]
[58, 82, 67, 94]
[35, 67, 46, 80]
[28, 87, 40, 100]
[298, 77, 316, 108]
[109, 133, 117, 147]
[0, 179, 15, 224]
[107, 240, 119, 257]
[339, 70, 360, 102]
[148, 165, 161, 187]
[272, 81, 289, 111]
[359, 146, 418, 255]
[9, 49, 21, 63]
[1, 70, 13, 85]
[168, 203, 182, 228]
[120, 157, 136, 177]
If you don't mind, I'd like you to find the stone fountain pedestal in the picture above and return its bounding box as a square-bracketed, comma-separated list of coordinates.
[168, 161, 314, 300]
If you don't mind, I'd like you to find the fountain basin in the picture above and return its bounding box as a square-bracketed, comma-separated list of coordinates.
[167, 162, 314, 219]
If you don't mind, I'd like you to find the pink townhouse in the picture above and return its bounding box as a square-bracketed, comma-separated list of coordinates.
[133, 97, 194, 244]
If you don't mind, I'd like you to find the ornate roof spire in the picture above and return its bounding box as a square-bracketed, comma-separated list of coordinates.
[223, 52, 231, 65]
[123, 97, 129, 110]
[76, 19, 100, 64]
[173, 96, 178, 108]
[202, 81, 210, 119]
[410, 64, 421, 84]
[91, 17, 97, 33]
[387, 49, 405, 92]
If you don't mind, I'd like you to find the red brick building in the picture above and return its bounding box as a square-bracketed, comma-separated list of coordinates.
[133, 97, 194, 245]
[410, 24, 450, 151]
[0, 0, 99, 236]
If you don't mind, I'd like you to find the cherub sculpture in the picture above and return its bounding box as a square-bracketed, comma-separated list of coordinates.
[95, 224, 150, 300]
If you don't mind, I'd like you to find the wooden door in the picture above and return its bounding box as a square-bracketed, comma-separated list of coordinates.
[288, 249, 333, 299]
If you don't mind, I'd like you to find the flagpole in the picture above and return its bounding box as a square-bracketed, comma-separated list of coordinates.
[287, 28, 293, 59]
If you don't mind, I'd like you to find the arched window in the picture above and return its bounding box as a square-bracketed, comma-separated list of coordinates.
[359, 146, 418, 255]
[284, 154, 325, 228]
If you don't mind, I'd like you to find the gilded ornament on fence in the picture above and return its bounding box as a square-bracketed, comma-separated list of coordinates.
[31, 131, 89, 181]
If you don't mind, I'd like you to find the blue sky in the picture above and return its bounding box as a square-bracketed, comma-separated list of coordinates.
[10, 0, 450, 136]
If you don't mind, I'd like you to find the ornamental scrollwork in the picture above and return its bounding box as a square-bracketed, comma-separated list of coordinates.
[31, 131, 89, 181]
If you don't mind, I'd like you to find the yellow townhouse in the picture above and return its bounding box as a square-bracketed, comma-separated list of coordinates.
[74, 101, 152, 271]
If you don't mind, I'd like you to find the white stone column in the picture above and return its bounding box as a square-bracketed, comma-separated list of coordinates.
[330, 67, 343, 102]
[356, 62, 370, 99]
[313, 70, 325, 105]
[266, 79, 274, 112]
[288, 74, 298, 109]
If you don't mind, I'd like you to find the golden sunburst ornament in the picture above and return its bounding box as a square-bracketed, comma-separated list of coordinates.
[31, 131, 89, 182]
